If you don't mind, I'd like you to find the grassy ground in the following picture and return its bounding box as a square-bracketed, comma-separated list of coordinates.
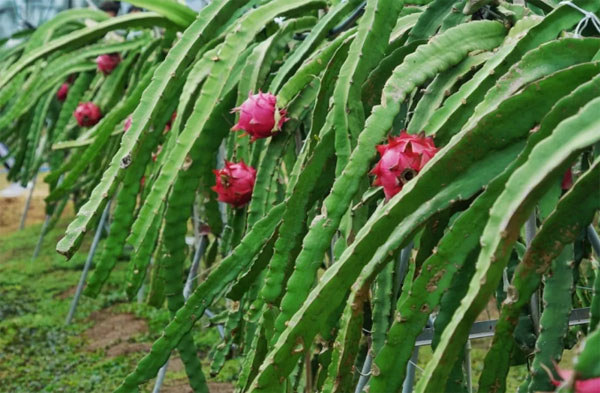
[0, 218, 237, 393]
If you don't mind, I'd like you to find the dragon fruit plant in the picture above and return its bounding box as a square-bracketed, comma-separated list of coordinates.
[1, 1, 599, 393]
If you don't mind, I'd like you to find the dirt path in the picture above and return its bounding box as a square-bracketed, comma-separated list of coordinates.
[85, 309, 150, 357]
[162, 380, 234, 393]
[83, 308, 234, 393]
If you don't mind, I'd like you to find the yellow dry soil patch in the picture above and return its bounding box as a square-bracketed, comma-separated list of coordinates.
[0, 173, 72, 235]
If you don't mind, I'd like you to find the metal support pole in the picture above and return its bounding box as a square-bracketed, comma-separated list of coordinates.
[152, 359, 170, 393]
[392, 242, 414, 303]
[402, 348, 419, 393]
[32, 214, 50, 260]
[328, 233, 339, 267]
[204, 308, 225, 338]
[137, 257, 152, 304]
[525, 213, 540, 334]
[85, 0, 98, 9]
[19, 174, 37, 230]
[65, 200, 111, 325]
[587, 224, 600, 257]
[184, 236, 207, 299]
[33, 175, 65, 260]
[136, 280, 146, 304]
[525, 212, 537, 245]
[355, 349, 372, 393]
[464, 340, 473, 393]
[414, 308, 590, 346]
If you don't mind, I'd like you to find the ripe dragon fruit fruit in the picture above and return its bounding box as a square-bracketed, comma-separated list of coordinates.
[96, 53, 121, 75]
[211, 160, 256, 207]
[371, 131, 438, 200]
[74, 102, 102, 127]
[56, 83, 70, 101]
[231, 91, 288, 141]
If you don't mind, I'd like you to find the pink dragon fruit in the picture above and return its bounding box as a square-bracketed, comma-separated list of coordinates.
[56, 83, 70, 101]
[550, 367, 600, 393]
[231, 91, 288, 141]
[96, 53, 121, 75]
[74, 102, 102, 127]
[211, 160, 256, 207]
[371, 131, 438, 200]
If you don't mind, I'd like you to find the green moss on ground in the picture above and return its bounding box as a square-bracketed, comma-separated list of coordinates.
[0, 220, 237, 392]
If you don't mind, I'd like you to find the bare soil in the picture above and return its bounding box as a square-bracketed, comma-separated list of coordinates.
[83, 308, 234, 392]
[85, 310, 148, 355]
[56, 285, 78, 300]
[161, 381, 234, 393]
[0, 173, 73, 235]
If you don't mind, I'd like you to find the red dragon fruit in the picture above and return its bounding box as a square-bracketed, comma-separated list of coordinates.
[211, 160, 256, 207]
[231, 91, 288, 141]
[96, 53, 121, 75]
[74, 102, 102, 127]
[56, 83, 70, 101]
[371, 131, 438, 200]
